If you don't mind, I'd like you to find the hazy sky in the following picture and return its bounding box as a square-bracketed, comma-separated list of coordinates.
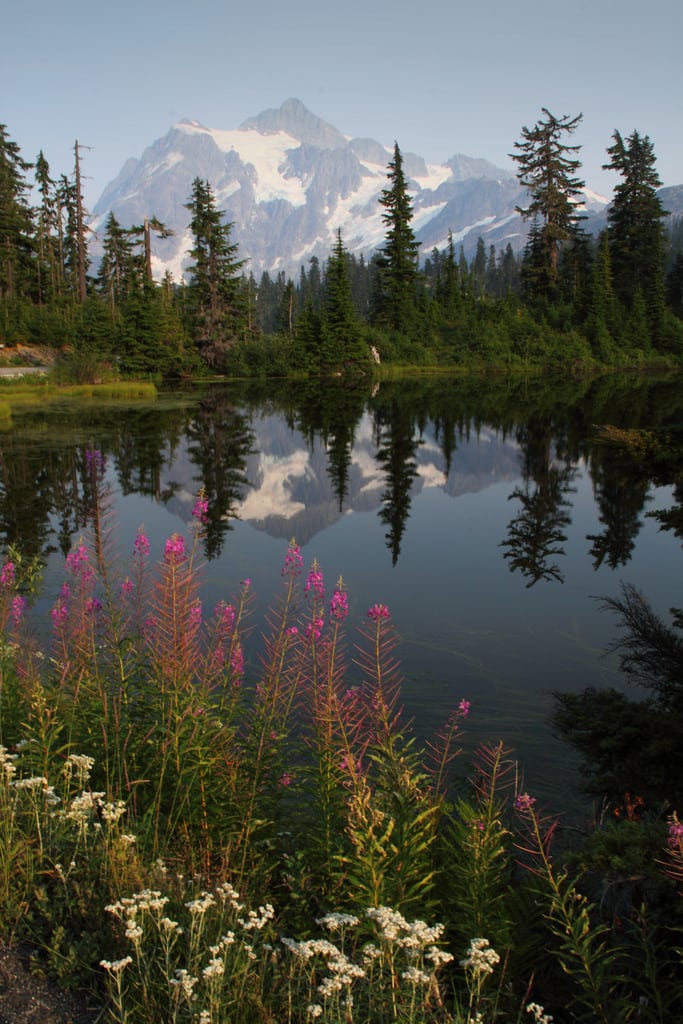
[3, 0, 681, 207]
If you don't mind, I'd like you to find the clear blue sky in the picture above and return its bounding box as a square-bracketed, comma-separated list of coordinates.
[3, 0, 681, 208]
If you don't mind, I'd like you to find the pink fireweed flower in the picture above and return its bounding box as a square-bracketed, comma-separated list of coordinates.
[215, 602, 236, 631]
[305, 567, 324, 598]
[192, 494, 209, 525]
[305, 617, 324, 641]
[230, 644, 244, 680]
[86, 597, 102, 616]
[0, 561, 15, 586]
[278, 772, 293, 787]
[367, 603, 390, 622]
[515, 793, 537, 813]
[65, 542, 89, 572]
[668, 816, 683, 848]
[164, 534, 186, 564]
[121, 578, 133, 594]
[11, 595, 27, 626]
[133, 529, 150, 558]
[188, 601, 202, 627]
[241, 577, 251, 589]
[286, 625, 299, 636]
[281, 542, 304, 577]
[329, 588, 349, 621]
[458, 699, 471, 717]
[51, 600, 68, 629]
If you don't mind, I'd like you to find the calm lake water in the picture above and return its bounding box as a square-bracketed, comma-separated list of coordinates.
[2, 372, 682, 813]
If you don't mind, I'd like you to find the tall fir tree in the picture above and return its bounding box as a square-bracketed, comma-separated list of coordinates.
[511, 108, 585, 302]
[0, 124, 34, 303]
[373, 142, 421, 331]
[320, 229, 368, 373]
[184, 177, 246, 368]
[603, 129, 667, 342]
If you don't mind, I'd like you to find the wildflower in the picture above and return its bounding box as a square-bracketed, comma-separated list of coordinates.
[170, 968, 198, 1001]
[202, 957, 224, 979]
[286, 625, 299, 636]
[66, 541, 89, 572]
[307, 1006, 323, 1019]
[329, 587, 349, 621]
[426, 945, 454, 966]
[86, 597, 102, 615]
[282, 541, 304, 577]
[0, 561, 15, 586]
[216, 602, 236, 630]
[279, 772, 293, 787]
[51, 600, 68, 629]
[11, 595, 27, 626]
[121, 578, 133, 594]
[460, 937, 500, 977]
[668, 814, 683, 847]
[100, 956, 132, 974]
[527, 1003, 554, 1024]
[192, 493, 209, 525]
[164, 533, 186, 564]
[185, 892, 216, 915]
[238, 904, 275, 931]
[189, 601, 202, 627]
[305, 565, 324, 598]
[367, 603, 390, 622]
[133, 529, 150, 558]
[402, 966, 431, 985]
[458, 698, 471, 716]
[305, 617, 324, 641]
[12, 776, 48, 791]
[515, 793, 537, 813]
[125, 922, 144, 943]
[316, 912, 360, 932]
[241, 577, 251, 588]
[230, 643, 244, 680]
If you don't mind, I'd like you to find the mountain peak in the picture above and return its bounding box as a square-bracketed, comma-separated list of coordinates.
[240, 98, 347, 150]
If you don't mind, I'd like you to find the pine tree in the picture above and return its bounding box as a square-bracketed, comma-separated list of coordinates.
[0, 124, 34, 302]
[96, 212, 137, 315]
[603, 130, 667, 339]
[320, 229, 368, 373]
[373, 143, 420, 330]
[511, 108, 585, 301]
[184, 177, 246, 367]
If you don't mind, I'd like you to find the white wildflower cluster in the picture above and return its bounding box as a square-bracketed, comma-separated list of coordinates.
[63, 753, 95, 786]
[215, 881, 244, 912]
[100, 956, 132, 974]
[185, 891, 216, 916]
[170, 967, 198, 1001]
[12, 775, 48, 791]
[401, 965, 431, 985]
[460, 937, 500, 977]
[0, 746, 17, 780]
[315, 912, 360, 932]
[238, 903, 274, 931]
[527, 1002, 554, 1024]
[281, 937, 340, 961]
[201, 957, 224, 979]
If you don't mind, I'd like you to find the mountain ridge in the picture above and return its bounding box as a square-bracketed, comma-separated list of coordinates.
[88, 98, 644, 283]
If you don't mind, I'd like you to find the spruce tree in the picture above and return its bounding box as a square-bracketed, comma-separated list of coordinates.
[184, 177, 246, 367]
[0, 124, 35, 303]
[511, 108, 585, 302]
[373, 142, 420, 331]
[603, 130, 667, 340]
[320, 229, 368, 373]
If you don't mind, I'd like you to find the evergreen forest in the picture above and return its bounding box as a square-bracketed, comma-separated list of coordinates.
[1, 111, 683, 380]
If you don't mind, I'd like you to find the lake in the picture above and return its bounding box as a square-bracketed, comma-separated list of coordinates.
[2, 371, 682, 814]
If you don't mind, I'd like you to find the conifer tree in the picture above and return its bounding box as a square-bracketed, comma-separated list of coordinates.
[0, 124, 34, 302]
[603, 130, 667, 339]
[511, 108, 585, 301]
[184, 177, 246, 367]
[373, 142, 420, 330]
[320, 229, 368, 373]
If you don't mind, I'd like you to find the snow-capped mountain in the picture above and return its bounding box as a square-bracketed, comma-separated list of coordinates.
[89, 98, 609, 282]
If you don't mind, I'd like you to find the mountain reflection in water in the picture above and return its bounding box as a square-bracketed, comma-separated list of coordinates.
[1, 373, 681, 811]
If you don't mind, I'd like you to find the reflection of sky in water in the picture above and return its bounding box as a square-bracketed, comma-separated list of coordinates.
[34, 412, 681, 814]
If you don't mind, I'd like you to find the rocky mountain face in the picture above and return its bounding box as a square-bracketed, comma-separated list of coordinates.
[90, 97, 613, 282]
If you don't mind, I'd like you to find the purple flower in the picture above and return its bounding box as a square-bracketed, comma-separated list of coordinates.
[164, 534, 186, 564]
[305, 567, 324, 598]
[668, 819, 683, 847]
[367, 603, 390, 622]
[281, 542, 304, 577]
[329, 588, 349, 622]
[66, 542, 89, 572]
[515, 793, 537, 813]
[188, 601, 202, 627]
[121, 578, 133, 594]
[192, 494, 209, 525]
[133, 529, 150, 558]
[11, 595, 27, 626]
[86, 597, 102, 615]
[51, 600, 68, 629]
[1, 561, 15, 586]
[458, 699, 471, 717]
[85, 448, 106, 478]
